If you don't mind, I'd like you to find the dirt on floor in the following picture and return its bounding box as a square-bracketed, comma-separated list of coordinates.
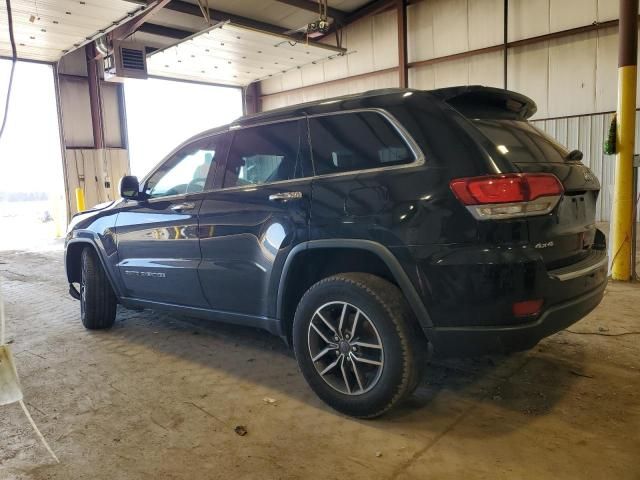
[0, 245, 639, 480]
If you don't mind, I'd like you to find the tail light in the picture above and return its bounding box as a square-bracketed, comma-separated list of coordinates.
[449, 173, 563, 220]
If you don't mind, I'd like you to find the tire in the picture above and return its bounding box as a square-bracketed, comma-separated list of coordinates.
[292, 273, 427, 418]
[80, 247, 117, 330]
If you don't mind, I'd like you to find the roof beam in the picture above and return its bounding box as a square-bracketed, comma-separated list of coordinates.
[138, 22, 193, 40]
[111, 0, 173, 41]
[274, 0, 346, 22]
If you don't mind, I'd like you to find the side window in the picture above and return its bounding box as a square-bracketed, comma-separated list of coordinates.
[222, 119, 310, 188]
[145, 136, 222, 198]
[309, 111, 415, 175]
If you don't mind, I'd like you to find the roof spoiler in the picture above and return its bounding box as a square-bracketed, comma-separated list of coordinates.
[430, 86, 537, 120]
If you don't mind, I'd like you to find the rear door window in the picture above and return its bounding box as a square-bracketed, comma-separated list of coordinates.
[472, 119, 569, 163]
[222, 119, 311, 188]
[309, 111, 415, 175]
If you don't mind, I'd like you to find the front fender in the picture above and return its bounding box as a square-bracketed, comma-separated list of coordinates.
[65, 233, 123, 298]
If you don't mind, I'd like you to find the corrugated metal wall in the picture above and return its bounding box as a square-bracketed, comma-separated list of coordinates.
[261, 0, 639, 120]
[532, 111, 640, 222]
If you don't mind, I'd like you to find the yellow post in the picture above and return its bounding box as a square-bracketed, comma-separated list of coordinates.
[610, 0, 638, 280]
[75, 187, 86, 213]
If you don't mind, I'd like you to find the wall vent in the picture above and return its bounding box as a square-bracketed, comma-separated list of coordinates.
[104, 41, 147, 82]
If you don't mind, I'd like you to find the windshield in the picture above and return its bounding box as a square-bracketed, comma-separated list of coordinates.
[472, 119, 570, 163]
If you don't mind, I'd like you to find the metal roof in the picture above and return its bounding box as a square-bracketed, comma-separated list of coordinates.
[0, 0, 147, 62]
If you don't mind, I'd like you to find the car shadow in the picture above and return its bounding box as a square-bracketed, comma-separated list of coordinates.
[106, 304, 586, 434]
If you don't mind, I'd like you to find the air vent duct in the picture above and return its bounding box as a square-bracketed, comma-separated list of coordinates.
[104, 41, 147, 82]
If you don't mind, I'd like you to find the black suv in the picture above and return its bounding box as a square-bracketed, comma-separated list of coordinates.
[65, 87, 607, 418]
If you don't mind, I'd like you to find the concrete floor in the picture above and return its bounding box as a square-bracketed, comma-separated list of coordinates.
[0, 246, 639, 480]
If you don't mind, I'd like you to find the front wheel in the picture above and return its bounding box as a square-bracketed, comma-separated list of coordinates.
[80, 247, 117, 330]
[292, 273, 426, 418]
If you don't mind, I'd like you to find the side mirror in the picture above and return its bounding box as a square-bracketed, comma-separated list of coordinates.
[119, 175, 140, 200]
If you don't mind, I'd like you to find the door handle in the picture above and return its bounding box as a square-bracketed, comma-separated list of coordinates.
[170, 202, 196, 211]
[268, 192, 303, 202]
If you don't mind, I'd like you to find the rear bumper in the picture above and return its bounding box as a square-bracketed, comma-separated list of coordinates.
[428, 280, 606, 356]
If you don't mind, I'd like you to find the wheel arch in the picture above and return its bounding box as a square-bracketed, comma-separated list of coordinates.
[277, 240, 433, 344]
[66, 238, 122, 297]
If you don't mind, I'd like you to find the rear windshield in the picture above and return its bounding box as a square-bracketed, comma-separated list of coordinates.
[472, 119, 569, 163]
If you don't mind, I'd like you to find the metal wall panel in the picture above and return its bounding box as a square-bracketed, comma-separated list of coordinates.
[373, 9, 399, 70]
[433, 0, 469, 57]
[596, 27, 619, 113]
[550, 0, 597, 32]
[507, 42, 550, 118]
[347, 16, 375, 75]
[434, 57, 468, 88]
[407, 0, 435, 63]
[468, 0, 504, 49]
[508, 0, 549, 41]
[548, 32, 598, 117]
[408, 64, 435, 90]
[468, 50, 504, 88]
[532, 111, 640, 222]
[59, 77, 93, 148]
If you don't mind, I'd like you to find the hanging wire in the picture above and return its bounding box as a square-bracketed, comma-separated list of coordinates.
[0, 0, 18, 142]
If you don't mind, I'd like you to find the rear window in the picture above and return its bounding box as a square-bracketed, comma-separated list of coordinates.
[309, 112, 415, 175]
[472, 119, 569, 163]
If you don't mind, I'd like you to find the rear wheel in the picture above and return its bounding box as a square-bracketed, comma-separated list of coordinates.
[293, 273, 426, 418]
[80, 247, 116, 330]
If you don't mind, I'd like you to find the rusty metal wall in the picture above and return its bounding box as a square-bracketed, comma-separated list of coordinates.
[532, 111, 640, 222]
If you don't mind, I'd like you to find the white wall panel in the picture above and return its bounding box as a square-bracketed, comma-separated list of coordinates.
[468, 0, 504, 49]
[433, 0, 469, 57]
[597, 0, 627, 21]
[507, 42, 549, 118]
[508, 0, 549, 41]
[59, 77, 93, 148]
[260, 76, 283, 95]
[468, 50, 504, 88]
[373, 9, 399, 69]
[596, 27, 618, 113]
[550, 0, 597, 32]
[548, 32, 597, 117]
[408, 64, 435, 90]
[301, 61, 326, 87]
[346, 17, 375, 75]
[323, 53, 350, 81]
[434, 57, 469, 88]
[101, 84, 123, 149]
[281, 68, 303, 91]
[407, 0, 435, 62]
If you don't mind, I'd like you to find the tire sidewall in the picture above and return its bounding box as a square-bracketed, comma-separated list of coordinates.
[293, 277, 409, 417]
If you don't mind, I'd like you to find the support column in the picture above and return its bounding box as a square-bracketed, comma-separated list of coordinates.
[610, 0, 638, 280]
[397, 0, 408, 89]
[86, 44, 105, 149]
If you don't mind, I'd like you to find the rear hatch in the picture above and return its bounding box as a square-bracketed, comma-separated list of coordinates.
[471, 118, 602, 269]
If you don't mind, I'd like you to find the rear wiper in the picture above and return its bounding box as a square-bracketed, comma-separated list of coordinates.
[565, 149, 583, 162]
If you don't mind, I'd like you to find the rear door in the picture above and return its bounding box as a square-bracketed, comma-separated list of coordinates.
[197, 118, 313, 318]
[115, 134, 225, 306]
[472, 119, 601, 268]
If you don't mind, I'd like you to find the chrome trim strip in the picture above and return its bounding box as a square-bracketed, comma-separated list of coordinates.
[549, 255, 608, 281]
[465, 195, 562, 220]
[213, 108, 425, 193]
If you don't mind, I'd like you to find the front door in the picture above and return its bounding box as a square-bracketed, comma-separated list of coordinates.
[115, 133, 226, 307]
[198, 118, 313, 319]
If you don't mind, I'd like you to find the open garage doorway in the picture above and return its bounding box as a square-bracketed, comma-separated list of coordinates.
[123, 78, 243, 177]
[0, 60, 65, 252]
